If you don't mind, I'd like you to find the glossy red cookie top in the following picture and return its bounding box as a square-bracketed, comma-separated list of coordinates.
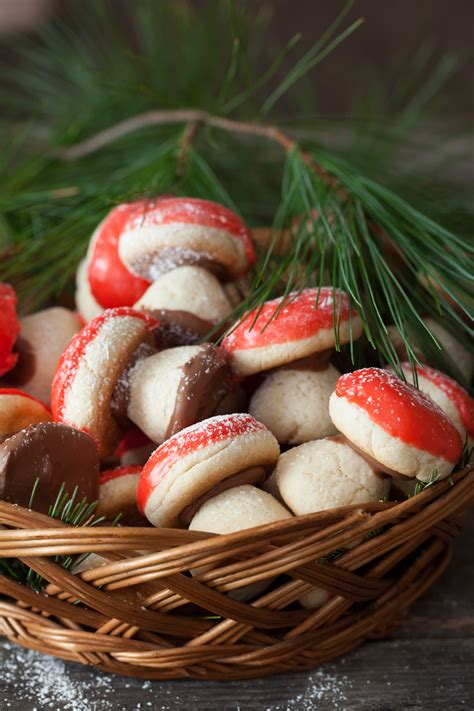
[100, 465, 142, 485]
[0, 283, 20, 377]
[401, 362, 474, 438]
[222, 288, 354, 352]
[88, 201, 151, 308]
[137, 413, 265, 511]
[335, 368, 463, 463]
[122, 197, 256, 268]
[51, 307, 159, 421]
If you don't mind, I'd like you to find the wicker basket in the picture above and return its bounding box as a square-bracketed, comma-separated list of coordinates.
[0, 465, 472, 680]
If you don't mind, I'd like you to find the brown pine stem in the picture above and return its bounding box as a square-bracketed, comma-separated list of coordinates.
[59, 109, 344, 195]
[177, 120, 200, 177]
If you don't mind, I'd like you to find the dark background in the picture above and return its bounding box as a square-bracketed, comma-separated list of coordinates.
[1, 0, 472, 118]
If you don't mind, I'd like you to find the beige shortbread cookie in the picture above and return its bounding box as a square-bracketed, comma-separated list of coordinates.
[189, 484, 292, 601]
[10, 307, 81, 403]
[249, 365, 340, 444]
[134, 265, 233, 324]
[275, 438, 390, 515]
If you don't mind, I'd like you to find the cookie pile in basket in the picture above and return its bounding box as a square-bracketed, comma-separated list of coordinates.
[0, 196, 472, 606]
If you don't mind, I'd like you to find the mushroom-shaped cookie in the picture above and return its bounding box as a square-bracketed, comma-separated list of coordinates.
[274, 437, 390, 608]
[0, 388, 51, 439]
[51, 307, 159, 456]
[97, 465, 144, 524]
[249, 363, 341, 445]
[387, 319, 472, 384]
[134, 265, 233, 345]
[222, 288, 362, 377]
[0, 422, 99, 514]
[118, 197, 256, 281]
[3, 307, 81, 403]
[0, 283, 20, 377]
[137, 413, 280, 528]
[329, 368, 463, 482]
[125, 343, 232, 444]
[398, 362, 474, 443]
[79, 201, 151, 315]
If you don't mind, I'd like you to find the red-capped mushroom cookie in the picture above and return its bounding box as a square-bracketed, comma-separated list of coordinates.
[97, 465, 144, 523]
[222, 288, 362, 377]
[398, 362, 474, 443]
[51, 307, 159, 457]
[0, 388, 51, 439]
[329, 368, 463, 482]
[118, 197, 256, 281]
[3, 307, 81, 404]
[85, 201, 151, 309]
[0, 422, 99, 514]
[0, 283, 20, 377]
[137, 413, 279, 528]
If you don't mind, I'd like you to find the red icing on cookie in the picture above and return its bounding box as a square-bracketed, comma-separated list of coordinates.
[51, 307, 159, 421]
[116, 426, 152, 459]
[0, 283, 20, 377]
[222, 288, 353, 352]
[88, 202, 151, 308]
[123, 197, 256, 268]
[137, 413, 265, 512]
[402, 363, 474, 438]
[100, 465, 142, 485]
[335, 368, 462, 463]
[0, 387, 50, 411]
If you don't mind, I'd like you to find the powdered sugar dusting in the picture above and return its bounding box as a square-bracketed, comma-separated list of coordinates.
[0, 643, 352, 710]
[51, 308, 158, 420]
[123, 196, 252, 244]
[265, 668, 352, 709]
[134, 245, 216, 280]
[137, 413, 269, 510]
[149, 412, 266, 459]
[1, 644, 116, 710]
[335, 367, 462, 462]
[222, 287, 354, 351]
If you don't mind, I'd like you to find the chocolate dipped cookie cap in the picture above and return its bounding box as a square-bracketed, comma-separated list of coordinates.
[0, 422, 100, 514]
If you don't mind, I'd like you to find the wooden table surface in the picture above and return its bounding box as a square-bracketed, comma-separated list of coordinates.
[1, 510, 473, 711]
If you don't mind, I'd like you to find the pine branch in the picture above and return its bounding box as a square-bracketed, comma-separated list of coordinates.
[0, 482, 118, 590]
[0, 0, 472, 385]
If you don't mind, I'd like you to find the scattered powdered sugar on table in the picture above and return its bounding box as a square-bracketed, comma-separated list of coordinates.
[265, 669, 352, 710]
[1, 643, 352, 710]
[2, 644, 116, 710]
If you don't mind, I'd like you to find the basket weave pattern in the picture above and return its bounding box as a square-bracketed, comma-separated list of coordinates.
[0, 466, 472, 680]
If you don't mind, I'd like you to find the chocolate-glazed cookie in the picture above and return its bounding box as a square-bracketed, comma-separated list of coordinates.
[126, 343, 233, 444]
[0, 422, 100, 514]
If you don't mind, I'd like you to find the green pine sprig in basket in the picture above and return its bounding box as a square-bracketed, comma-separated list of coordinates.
[0, 0, 472, 385]
[0, 482, 120, 590]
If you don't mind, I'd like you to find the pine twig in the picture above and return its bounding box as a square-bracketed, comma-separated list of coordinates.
[177, 120, 200, 176]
